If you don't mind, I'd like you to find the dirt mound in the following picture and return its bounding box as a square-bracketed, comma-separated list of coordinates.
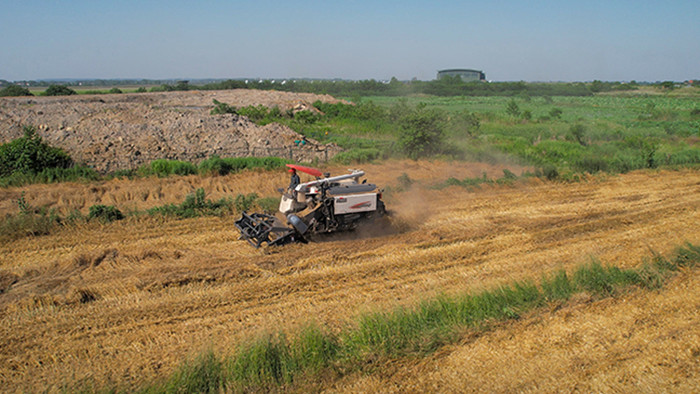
[0, 90, 344, 172]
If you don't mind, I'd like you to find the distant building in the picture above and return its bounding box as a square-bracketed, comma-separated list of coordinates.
[437, 69, 486, 82]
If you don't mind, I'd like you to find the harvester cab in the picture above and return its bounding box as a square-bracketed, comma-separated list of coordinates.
[235, 164, 386, 248]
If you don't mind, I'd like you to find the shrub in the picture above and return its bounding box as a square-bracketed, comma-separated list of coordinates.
[549, 108, 563, 119]
[536, 165, 559, 180]
[450, 110, 480, 136]
[238, 105, 270, 122]
[570, 124, 587, 146]
[505, 99, 521, 118]
[293, 110, 319, 124]
[575, 155, 608, 173]
[398, 105, 446, 159]
[87, 205, 124, 223]
[108, 87, 122, 94]
[234, 193, 259, 212]
[502, 168, 517, 180]
[0, 85, 33, 97]
[210, 99, 237, 115]
[0, 126, 73, 177]
[44, 85, 77, 96]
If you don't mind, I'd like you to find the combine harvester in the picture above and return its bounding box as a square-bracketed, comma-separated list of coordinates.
[235, 164, 387, 247]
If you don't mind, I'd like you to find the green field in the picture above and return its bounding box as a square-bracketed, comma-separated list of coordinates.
[288, 92, 700, 176]
[2, 88, 700, 188]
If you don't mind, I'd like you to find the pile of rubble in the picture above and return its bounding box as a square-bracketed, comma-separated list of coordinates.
[0, 89, 344, 173]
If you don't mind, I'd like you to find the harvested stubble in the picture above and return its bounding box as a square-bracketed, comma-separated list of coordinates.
[0, 161, 698, 391]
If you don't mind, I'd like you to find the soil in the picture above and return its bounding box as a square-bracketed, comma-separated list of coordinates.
[0, 166, 698, 391]
[0, 89, 344, 172]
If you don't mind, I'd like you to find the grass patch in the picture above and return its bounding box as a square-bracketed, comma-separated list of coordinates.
[147, 188, 233, 218]
[139, 243, 699, 392]
[198, 156, 290, 176]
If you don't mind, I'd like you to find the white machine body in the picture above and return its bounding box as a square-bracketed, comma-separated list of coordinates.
[333, 194, 377, 214]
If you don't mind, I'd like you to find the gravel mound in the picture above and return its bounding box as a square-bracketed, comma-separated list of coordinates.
[0, 89, 344, 172]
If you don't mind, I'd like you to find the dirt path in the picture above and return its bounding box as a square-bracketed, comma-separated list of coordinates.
[0, 166, 698, 390]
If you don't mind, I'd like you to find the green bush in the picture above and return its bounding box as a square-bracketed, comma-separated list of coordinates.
[238, 104, 270, 122]
[575, 155, 608, 173]
[505, 99, 521, 118]
[0, 126, 73, 177]
[536, 165, 559, 180]
[293, 110, 320, 124]
[449, 109, 480, 136]
[398, 105, 446, 159]
[234, 193, 259, 212]
[44, 85, 77, 96]
[0, 85, 33, 97]
[549, 108, 563, 119]
[210, 99, 237, 115]
[87, 205, 124, 223]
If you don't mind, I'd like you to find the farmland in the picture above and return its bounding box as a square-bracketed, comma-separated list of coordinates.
[1, 87, 699, 391]
[0, 161, 698, 391]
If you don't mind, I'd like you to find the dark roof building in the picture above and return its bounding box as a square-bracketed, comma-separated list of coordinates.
[437, 69, 486, 82]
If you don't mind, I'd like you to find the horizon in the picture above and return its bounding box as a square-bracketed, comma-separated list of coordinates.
[3, 76, 693, 85]
[2, 1, 699, 82]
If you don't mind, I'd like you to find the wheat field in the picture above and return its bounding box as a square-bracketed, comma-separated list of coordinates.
[0, 161, 698, 391]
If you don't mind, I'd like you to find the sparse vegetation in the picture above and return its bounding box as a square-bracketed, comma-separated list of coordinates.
[143, 243, 699, 391]
[1, 86, 698, 392]
[147, 188, 232, 218]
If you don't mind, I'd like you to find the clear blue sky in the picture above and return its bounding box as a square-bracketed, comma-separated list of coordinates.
[2, 0, 698, 82]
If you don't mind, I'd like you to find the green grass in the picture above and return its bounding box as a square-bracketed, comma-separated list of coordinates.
[6, 93, 698, 188]
[0, 165, 100, 187]
[138, 242, 700, 392]
[360, 95, 700, 173]
[146, 188, 233, 218]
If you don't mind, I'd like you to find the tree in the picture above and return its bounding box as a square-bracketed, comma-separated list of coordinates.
[0, 85, 33, 97]
[45, 85, 77, 96]
[398, 104, 446, 159]
[0, 126, 73, 176]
